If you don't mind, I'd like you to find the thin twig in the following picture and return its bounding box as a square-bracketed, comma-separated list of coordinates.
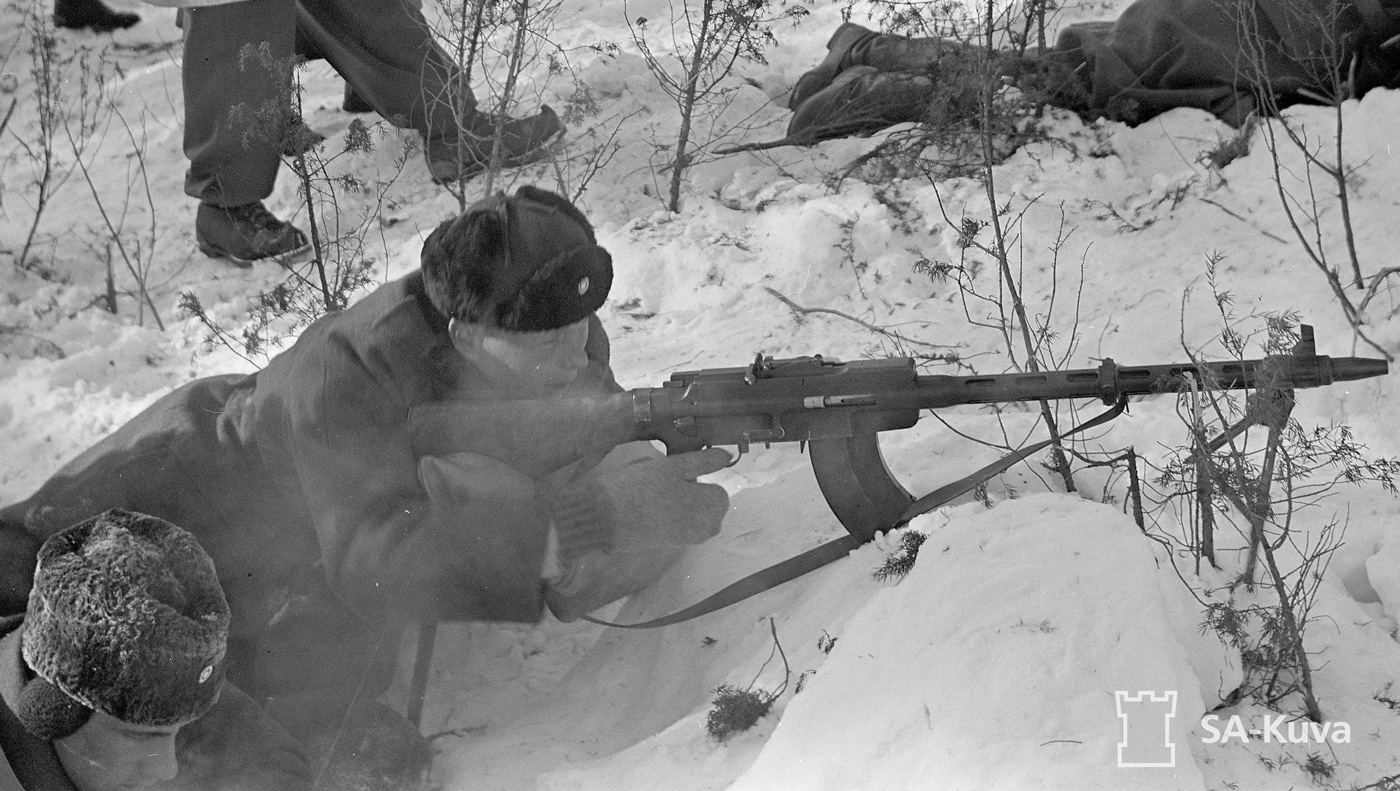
[763, 286, 959, 351]
[1196, 197, 1291, 245]
[0, 98, 16, 141]
[713, 136, 816, 154]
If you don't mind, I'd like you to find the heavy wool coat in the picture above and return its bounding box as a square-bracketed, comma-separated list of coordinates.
[0, 272, 658, 696]
[1046, 0, 1400, 126]
[0, 617, 313, 791]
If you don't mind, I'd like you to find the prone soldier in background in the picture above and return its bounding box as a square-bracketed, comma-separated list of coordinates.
[784, 0, 1400, 142]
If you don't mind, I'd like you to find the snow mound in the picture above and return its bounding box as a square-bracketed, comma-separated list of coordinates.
[730, 494, 1219, 791]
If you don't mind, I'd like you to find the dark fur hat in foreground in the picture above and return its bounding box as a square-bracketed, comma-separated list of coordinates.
[16, 509, 230, 738]
[421, 185, 613, 331]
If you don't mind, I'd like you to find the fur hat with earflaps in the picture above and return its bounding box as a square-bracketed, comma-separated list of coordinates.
[420, 185, 613, 331]
[14, 509, 230, 739]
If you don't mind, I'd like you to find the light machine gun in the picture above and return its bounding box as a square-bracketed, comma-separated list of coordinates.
[410, 325, 1388, 542]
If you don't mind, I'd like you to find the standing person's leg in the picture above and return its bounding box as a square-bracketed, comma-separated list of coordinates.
[294, 0, 465, 135]
[183, 0, 311, 265]
[295, 0, 564, 183]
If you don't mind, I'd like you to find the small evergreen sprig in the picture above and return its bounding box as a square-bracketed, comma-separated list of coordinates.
[706, 685, 777, 741]
[705, 618, 789, 741]
[873, 530, 928, 582]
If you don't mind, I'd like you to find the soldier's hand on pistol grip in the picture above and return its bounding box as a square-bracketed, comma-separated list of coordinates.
[549, 447, 732, 563]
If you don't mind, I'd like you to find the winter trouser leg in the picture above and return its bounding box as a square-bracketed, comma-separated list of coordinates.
[182, 0, 296, 207]
[183, 0, 477, 206]
[293, 0, 475, 139]
[851, 29, 974, 74]
[292, 0, 563, 184]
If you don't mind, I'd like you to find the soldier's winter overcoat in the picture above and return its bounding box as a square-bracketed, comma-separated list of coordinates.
[1045, 0, 1400, 125]
[0, 271, 650, 699]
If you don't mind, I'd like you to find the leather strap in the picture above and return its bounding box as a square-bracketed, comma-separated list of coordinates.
[900, 397, 1128, 523]
[582, 534, 864, 629]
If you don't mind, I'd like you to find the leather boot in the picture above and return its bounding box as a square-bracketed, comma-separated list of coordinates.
[424, 105, 565, 184]
[53, 0, 139, 32]
[787, 66, 936, 143]
[196, 202, 310, 267]
[786, 22, 879, 109]
[788, 23, 964, 110]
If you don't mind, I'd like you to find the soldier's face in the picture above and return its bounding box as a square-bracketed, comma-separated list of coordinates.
[54, 709, 186, 791]
[452, 317, 591, 397]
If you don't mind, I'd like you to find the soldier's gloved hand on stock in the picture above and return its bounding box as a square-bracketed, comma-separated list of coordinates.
[549, 447, 732, 563]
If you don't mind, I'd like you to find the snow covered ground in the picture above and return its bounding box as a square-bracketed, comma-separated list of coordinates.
[2, 0, 1399, 789]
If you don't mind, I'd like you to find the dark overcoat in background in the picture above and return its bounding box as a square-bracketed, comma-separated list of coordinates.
[1048, 0, 1400, 125]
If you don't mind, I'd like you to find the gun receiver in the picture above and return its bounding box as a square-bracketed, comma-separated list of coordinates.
[410, 325, 1388, 540]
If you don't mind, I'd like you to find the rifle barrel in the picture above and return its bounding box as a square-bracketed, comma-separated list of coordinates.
[1332, 357, 1391, 383]
[901, 353, 1388, 411]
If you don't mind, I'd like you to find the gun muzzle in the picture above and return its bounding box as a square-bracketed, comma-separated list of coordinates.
[1330, 356, 1390, 383]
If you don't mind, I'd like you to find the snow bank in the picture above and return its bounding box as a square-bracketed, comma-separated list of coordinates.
[729, 495, 1219, 791]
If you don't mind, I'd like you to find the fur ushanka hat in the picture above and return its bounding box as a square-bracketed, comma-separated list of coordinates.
[15, 509, 230, 738]
[420, 185, 613, 331]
